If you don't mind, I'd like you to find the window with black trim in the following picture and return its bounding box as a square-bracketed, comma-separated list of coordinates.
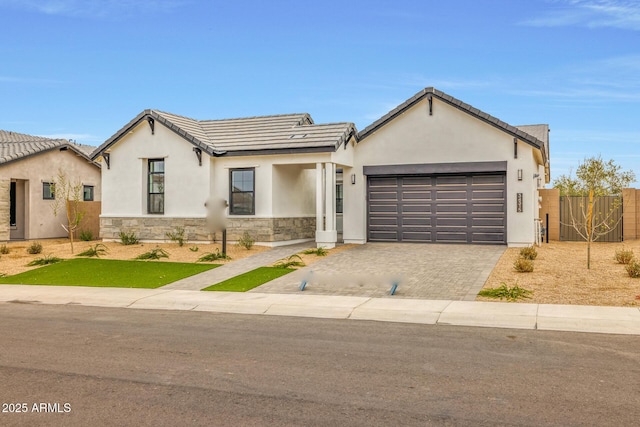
[10, 181, 16, 226]
[43, 182, 55, 200]
[229, 168, 255, 215]
[148, 159, 164, 214]
[83, 185, 94, 202]
[336, 183, 343, 214]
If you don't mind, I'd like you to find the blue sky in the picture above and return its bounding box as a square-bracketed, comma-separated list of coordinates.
[0, 0, 639, 183]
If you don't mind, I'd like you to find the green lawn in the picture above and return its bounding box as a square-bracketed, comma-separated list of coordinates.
[202, 267, 294, 292]
[0, 259, 219, 288]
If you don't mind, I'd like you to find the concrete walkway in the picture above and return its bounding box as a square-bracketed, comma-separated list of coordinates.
[162, 242, 310, 290]
[2, 285, 639, 336]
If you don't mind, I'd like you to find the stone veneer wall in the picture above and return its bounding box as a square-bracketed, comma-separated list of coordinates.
[100, 217, 210, 241]
[100, 216, 316, 243]
[0, 179, 10, 241]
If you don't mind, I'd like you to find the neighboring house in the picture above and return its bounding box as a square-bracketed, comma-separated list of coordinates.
[345, 88, 550, 246]
[91, 112, 356, 247]
[93, 87, 549, 248]
[0, 131, 101, 241]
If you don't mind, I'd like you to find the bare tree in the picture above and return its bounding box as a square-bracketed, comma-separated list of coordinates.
[50, 169, 85, 253]
[554, 156, 635, 269]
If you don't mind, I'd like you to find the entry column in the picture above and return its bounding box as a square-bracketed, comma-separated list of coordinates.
[316, 162, 337, 248]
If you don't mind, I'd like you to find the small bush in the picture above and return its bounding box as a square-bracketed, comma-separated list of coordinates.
[76, 243, 108, 258]
[119, 230, 139, 245]
[27, 255, 63, 266]
[197, 248, 230, 262]
[79, 230, 94, 241]
[0, 244, 10, 255]
[303, 247, 328, 256]
[615, 248, 634, 265]
[478, 282, 532, 301]
[27, 241, 43, 255]
[238, 231, 255, 250]
[513, 257, 534, 273]
[519, 246, 538, 260]
[189, 245, 199, 252]
[625, 260, 640, 278]
[135, 247, 169, 260]
[166, 226, 186, 247]
[274, 254, 305, 269]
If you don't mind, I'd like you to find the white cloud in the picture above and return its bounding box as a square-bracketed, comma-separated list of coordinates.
[522, 0, 640, 31]
[0, 0, 187, 18]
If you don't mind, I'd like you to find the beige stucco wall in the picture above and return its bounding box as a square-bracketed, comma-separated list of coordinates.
[344, 97, 546, 246]
[0, 148, 101, 240]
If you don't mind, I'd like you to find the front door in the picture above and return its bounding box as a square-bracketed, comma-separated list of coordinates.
[10, 180, 26, 240]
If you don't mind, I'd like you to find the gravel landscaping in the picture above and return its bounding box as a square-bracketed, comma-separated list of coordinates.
[480, 241, 640, 306]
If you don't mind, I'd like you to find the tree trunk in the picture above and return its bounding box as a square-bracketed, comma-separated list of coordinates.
[587, 189, 594, 269]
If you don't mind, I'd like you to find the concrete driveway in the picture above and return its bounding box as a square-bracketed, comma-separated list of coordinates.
[253, 243, 505, 300]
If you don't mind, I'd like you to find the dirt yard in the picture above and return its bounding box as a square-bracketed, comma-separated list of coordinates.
[480, 241, 640, 307]
[0, 239, 270, 276]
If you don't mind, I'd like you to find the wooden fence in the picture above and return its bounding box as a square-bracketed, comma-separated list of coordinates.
[559, 196, 622, 242]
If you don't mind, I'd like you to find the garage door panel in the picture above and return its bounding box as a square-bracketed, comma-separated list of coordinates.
[368, 172, 505, 244]
[436, 190, 467, 200]
[402, 217, 431, 226]
[402, 232, 432, 241]
[402, 191, 432, 200]
[472, 190, 505, 200]
[472, 175, 505, 185]
[402, 204, 432, 213]
[369, 217, 398, 226]
[436, 176, 467, 186]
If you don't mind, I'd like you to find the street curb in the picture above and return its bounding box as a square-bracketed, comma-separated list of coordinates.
[1, 285, 640, 335]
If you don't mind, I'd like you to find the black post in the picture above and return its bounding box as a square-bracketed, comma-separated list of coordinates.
[545, 213, 549, 244]
[222, 229, 227, 256]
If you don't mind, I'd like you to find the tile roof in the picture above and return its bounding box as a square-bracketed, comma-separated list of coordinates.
[93, 111, 357, 159]
[0, 130, 98, 166]
[357, 87, 549, 165]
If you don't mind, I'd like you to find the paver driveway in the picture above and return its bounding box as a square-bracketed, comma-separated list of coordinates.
[253, 243, 505, 300]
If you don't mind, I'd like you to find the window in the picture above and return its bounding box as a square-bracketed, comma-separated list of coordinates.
[336, 183, 343, 214]
[83, 185, 94, 202]
[43, 182, 55, 200]
[148, 159, 164, 214]
[10, 181, 16, 227]
[229, 168, 255, 215]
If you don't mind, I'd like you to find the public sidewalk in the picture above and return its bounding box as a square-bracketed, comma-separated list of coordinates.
[1, 285, 639, 336]
[162, 242, 310, 290]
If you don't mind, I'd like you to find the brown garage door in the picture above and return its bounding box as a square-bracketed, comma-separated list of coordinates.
[367, 174, 506, 244]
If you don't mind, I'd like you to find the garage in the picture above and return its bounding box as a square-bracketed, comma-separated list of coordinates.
[366, 166, 506, 244]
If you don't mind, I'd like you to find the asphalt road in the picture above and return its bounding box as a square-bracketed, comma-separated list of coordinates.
[1, 304, 639, 426]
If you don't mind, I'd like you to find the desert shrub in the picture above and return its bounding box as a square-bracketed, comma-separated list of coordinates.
[27, 255, 63, 266]
[76, 243, 108, 258]
[189, 245, 199, 252]
[274, 254, 305, 269]
[197, 248, 230, 262]
[238, 231, 255, 250]
[165, 226, 186, 247]
[135, 247, 169, 260]
[614, 248, 634, 265]
[119, 230, 139, 245]
[303, 247, 328, 256]
[519, 246, 538, 260]
[27, 241, 43, 255]
[79, 230, 94, 241]
[513, 257, 534, 273]
[478, 282, 532, 301]
[625, 260, 640, 278]
[0, 244, 10, 254]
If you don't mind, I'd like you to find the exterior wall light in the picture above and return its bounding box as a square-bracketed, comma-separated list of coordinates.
[351, 174, 356, 184]
[517, 169, 523, 181]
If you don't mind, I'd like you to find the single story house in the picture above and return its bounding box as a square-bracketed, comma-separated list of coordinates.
[92, 87, 549, 247]
[0, 130, 101, 241]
